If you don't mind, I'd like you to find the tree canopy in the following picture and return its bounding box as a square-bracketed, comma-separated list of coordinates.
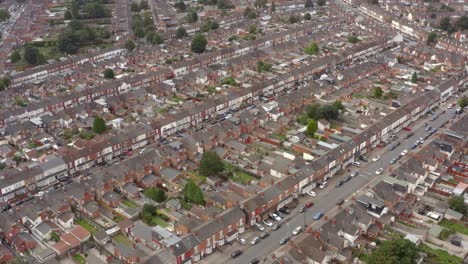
[191, 33, 208, 53]
[183, 180, 205, 205]
[347, 35, 360, 44]
[92, 116, 107, 134]
[305, 119, 318, 137]
[10, 50, 21, 63]
[305, 0, 313, 8]
[317, 0, 326, 6]
[0, 9, 10, 21]
[24, 45, 46, 65]
[304, 13, 312, 20]
[186, 10, 198, 23]
[426, 32, 437, 45]
[0, 76, 11, 91]
[146, 31, 164, 45]
[368, 238, 418, 264]
[199, 151, 224, 177]
[373, 87, 383, 98]
[143, 187, 166, 203]
[175, 27, 188, 39]
[304, 41, 319, 55]
[305, 103, 341, 121]
[103, 68, 115, 79]
[411, 72, 418, 83]
[125, 39, 136, 51]
[458, 96, 468, 109]
[449, 196, 467, 215]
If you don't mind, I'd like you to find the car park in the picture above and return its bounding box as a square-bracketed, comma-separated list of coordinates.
[250, 237, 260, 245]
[307, 190, 316, 197]
[254, 223, 265, 231]
[375, 168, 384, 175]
[292, 226, 303, 235]
[335, 181, 343, 187]
[260, 232, 269, 239]
[263, 219, 273, 227]
[313, 211, 324, 220]
[231, 250, 242, 258]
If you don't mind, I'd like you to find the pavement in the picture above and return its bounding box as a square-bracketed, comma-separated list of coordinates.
[202, 98, 460, 264]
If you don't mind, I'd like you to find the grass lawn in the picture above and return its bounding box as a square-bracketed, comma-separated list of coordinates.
[231, 171, 256, 185]
[73, 254, 86, 264]
[358, 253, 370, 263]
[151, 217, 169, 227]
[122, 199, 138, 208]
[439, 219, 468, 236]
[419, 243, 463, 264]
[113, 234, 133, 246]
[75, 218, 98, 235]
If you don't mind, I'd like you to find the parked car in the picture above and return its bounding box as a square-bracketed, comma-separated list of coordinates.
[372, 155, 381, 162]
[410, 143, 418, 149]
[298, 206, 306, 213]
[231, 250, 242, 258]
[313, 211, 324, 220]
[336, 199, 344, 205]
[375, 168, 384, 175]
[359, 156, 368, 162]
[250, 237, 260, 245]
[335, 181, 343, 187]
[403, 126, 411, 131]
[254, 223, 265, 231]
[405, 132, 414, 139]
[270, 213, 281, 222]
[425, 126, 432, 131]
[279, 207, 290, 214]
[260, 232, 269, 239]
[307, 190, 316, 197]
[280, 237, 289, 245]
[319, 181, 328, 188]
[139, 148, 146, 154]
[272, 223, 281, 230]
[35, 191, 45, 197]
[350, 171, 359, 177]
[305, 202, 314, 208]
[343, 176, 352, 182]
[400, 149, 408, 156]
[249, 259, 260, 264]
[292, 226, 303, 235]
[390, 157, 398, 164]
[263, 219, 273, 227]
[237, 237, 247, 245]
[353, 161, 361, 167]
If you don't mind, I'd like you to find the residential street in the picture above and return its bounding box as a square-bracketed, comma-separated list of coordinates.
[204, 99, 458, 264]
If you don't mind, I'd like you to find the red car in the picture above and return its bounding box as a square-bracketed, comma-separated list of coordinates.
[403, 126, 412, 131]
[305, 202, 314, 208]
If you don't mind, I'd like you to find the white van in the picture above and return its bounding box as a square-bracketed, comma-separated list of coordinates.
[353, 161, 361, 167]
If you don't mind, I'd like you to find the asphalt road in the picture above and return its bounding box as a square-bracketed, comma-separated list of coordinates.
[207, 98, 459, 264]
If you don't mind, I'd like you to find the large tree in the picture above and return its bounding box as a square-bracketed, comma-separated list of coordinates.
[304, 41, 319, 55]
[411, 72, 418, 83]
[143, 187, 166, 203]
[454, 16, 468, 31]
[183, 180, 204, 205]
[10, 50, 21, 63]
[191, 33, 208, 53]
[199, 151, 224, 177]
[368, 238, 418, 264]
[125, 39, 136, 51]
[426, 32, 437, 45]
[103, 68, 115, 79]
[0, 9, 10, 22]
[458, 96, 468, 108]
[305, 119, 318, 137]
[318, 104, 339, 120]
[24, 45, 44, 65]
[317, 0, 326, 6]
[92, 116, 107, 134]
[449, 196, 467, 215]
[186, 10, 198, 23]
[373, 87, 383, 98]
[175, 27, 188, 39]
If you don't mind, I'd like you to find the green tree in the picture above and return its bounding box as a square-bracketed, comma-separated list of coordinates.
[175, 27, 188, 39]
[347, 35, 360, 44]
[191, 33, 208, 53]
[317, 0, 326, 6]
[373, 87, 383, 98]
[85, 2, 108, 19]
[248, 24, 257, 34]
[458, 96, 468, 108]
[368, 238, 418, 264]
[199, 151, 224, 177]
[254, 0, 267, 8]
[289, 15, 299, 24]
[305, 0, 313, 8]
[256, 61, 272, 72]
[183, 180, 205, 205]
[146, 31, 163, 44]
[0, 76, 11, 91]
[439, 17, 454, 33]
[426, 31, 438, 45]
[306, 103, 321, 120]
[318, 104, 339, 120]
[24, 45, 42, 65]
[50, 232, 60, 242]
[143, 187, 166, 203]
[304, 13, 311, 20]
[304, 41, 319, 55]
[449, 196, 467, 215]
[125, 39, 136, 51]
[411, 72, 418, 83]
[186, 10, 198, 23]
[305, 119, 318, 137]
[57, 30, 80, 54]
[333, 100, 345, 111]
[134, 27, 145, 38]
[174, 1, 186, 12]
[141, 204, 157, 224]
[0, 9, 10, 22]
[103, 68, 115, 79]
[139, 0, 149, 10]
[368, 0, 378, 3]
[92, 116, 107, 134]
[10, 50, 21, 63]
[454, 16, 468, 31]
[271, 2, 276, 12]
[131, 1, 140, 12]
[64, 10, 72, 20]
